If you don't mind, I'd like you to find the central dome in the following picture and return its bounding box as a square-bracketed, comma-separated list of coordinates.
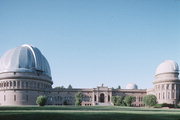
[155, 60, 179, 75]
[0, 44, 51, 78]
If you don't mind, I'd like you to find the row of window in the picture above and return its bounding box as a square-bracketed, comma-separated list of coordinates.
[49, 95, 93, 102]
[155, 84, 177, 90]
[0, 81, 51, 89]
[3, 95, 28, 102]
[157, 92, 175, 100]
[132, 104, 145, 107]
[136, 97, 143, 102]
[94, 95, 111, 102]
[84, 103, 92, 106]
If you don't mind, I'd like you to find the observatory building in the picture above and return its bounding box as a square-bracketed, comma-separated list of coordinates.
[0, 45, 179, 106]
[0, 44, 52, 105]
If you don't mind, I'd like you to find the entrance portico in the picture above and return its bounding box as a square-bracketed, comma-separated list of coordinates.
[92, 84, 112, 106]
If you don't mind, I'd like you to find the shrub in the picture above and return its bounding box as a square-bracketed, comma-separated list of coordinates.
[63, 100, 68, 105]
[154, 103, 175, 108]
[36, 95, 47, 106]
[154, 104, 163, 108]
[161, 103, 174, 108]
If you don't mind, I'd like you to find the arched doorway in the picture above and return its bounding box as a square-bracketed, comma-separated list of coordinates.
[100, 93, 105, 103]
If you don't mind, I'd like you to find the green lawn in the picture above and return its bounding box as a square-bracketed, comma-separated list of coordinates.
[0, 106, 180, 120]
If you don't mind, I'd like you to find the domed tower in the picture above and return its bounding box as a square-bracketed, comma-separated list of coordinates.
[153, 60, 180, 104]
[126, 83, 138, 89]
[0, 44, 53, 105]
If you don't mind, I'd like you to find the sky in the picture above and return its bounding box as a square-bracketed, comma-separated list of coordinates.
[0, 0, 180, 89]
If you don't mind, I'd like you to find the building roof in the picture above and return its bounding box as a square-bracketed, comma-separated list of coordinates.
[0, 44, 51, 78]
[155, 60, 179, 75]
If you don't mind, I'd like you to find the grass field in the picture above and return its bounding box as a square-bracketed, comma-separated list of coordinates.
[0, 106, 180, 120]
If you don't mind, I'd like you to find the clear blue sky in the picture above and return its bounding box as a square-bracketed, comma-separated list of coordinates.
[0, 0, 180, 89]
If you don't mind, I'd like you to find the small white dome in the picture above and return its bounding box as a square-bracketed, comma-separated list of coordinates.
[126, 83, 138, 89]
[0, 44, 51, 78]
[155, 60, 179, 75]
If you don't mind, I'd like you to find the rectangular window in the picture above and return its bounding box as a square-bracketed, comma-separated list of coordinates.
[172, 84, 174, 90]
[162, 84, 164, 90]
[26, 82, 28, 88]
[168, 92, 170, 99]
[13, 81, 16, 87]
[22, 82, 24, 88]
[14, 95, 16, 101]
[17, 81, 20, 87]
[26, 95, 28, 102]
[172, 92, 174, 99]
[37, 83, 40, 88]
[166, 84, 169, 90]
[163, 92, 165, 99]
[4, 95, 6, 101]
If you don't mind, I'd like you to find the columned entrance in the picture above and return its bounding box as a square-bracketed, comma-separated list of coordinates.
[99, 93, 105, 103]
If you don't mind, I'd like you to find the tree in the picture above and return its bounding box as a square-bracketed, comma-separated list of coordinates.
[143, 94, 157, 107]
[111, 96, 117, 105]
[117, 85, 121, 89]
[68, 84, 73, 89]
[111, 96, 125, 106]
[36, 95, 47, 106]
[124, 96, 135, 106]
[75, 92, 83, 106]
[54, 86, 65, 89]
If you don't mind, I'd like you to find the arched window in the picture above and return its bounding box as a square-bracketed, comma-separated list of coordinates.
[94, 95, 96, 101]
[99, 93, 105, 103]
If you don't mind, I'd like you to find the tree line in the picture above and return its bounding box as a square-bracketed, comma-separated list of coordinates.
[36, 93, 157, 107]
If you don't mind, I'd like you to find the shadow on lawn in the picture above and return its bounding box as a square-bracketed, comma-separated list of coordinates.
[0, 106, 179, 112]
[0, 112, 180, 120]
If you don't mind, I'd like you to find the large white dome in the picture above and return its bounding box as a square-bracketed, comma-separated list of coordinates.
[155, 60, 179, 75]
[126, 83, 138, 89]
[0, 44, 51, 78]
